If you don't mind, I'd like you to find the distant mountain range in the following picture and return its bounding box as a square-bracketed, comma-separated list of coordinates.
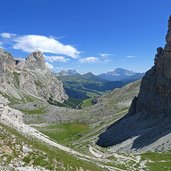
[56, 68, 144, 108]
[98, 68, 144, 81]
[57, 68, 144, 82]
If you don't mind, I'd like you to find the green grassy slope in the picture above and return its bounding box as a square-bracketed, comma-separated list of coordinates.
[141, 151, 171, 171]
[0, 123, 104, 171]
[36, 123, 89, 146]
[57, 74, 132, 108]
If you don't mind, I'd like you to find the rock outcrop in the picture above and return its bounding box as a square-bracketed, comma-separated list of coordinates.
[97, 16, 171, 152]
[0, 49, 68, 103]
[0, 49, 16, 75]
[131, 15, 171, 116]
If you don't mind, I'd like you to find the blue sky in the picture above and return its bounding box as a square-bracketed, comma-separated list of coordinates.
[0, 0, 171, 74]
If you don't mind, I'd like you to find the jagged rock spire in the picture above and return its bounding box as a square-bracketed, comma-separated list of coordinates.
[165, 16, 171, 51]
[153, 16, 171, 79]
[114, 15, 171, 116]
[97, 16, 171, 152]
[25, 51, 46, 70]
[128, 15, 171, 117]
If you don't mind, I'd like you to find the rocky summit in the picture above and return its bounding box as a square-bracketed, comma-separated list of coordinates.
[0, 49, 68, 103]
[97, 16, 171, 153]
[130, 15, 171, 117]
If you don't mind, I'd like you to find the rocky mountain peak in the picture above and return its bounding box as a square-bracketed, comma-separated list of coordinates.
[97, 16, 171, 152]
[83, 72, 94, 76]
[0, 49, 16, 77]
[25, 51, 45, 70]
[129, 16, 171, 116]
[154, 16, 171, 79]
[98, 68, 141, 81]
[0, 49, 68, 103]
[165, 15, 171, 51]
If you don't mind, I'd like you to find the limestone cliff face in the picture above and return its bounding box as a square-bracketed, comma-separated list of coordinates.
[0, 49, 19, 96]
[0, 50, 68, 103]
[97, 16, 171, 152]
[129, 16, 171, 116]
[0, 49, 16, 80]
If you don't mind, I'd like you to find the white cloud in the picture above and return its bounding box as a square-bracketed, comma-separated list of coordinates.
[99, 53, 113, 58]
[0, 32, 16, 39]
[126, 55, 138, 58]
[59, 67, 74, 70]
[79, 56, 110, 64]
[98, 53, 111, 63]
[55, 67, 75, 72]
[44, 55, 69, 63]
[13, 35, 80, 58]
[45, 62, 54, 70]
[79, 57, 99, 63]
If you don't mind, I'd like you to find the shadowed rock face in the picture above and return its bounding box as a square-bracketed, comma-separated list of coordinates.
[165, 16, 171, 51]
[97, 16, 171, 152]
[134, 16, 171, 116]
[0, 50, 68, 103]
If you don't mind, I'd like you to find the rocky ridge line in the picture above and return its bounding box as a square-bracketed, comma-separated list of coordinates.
[0, 50, 68, 103]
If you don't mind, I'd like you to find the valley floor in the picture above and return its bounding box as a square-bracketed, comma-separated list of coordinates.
[0, 81, 171, 171]
[0, 103, 169, 171]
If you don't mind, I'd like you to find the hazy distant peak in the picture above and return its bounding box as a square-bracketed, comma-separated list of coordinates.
[58, 69, 80, 76]
[83, 72, 95, 76]
[110, 68, 136, 75]
[98, 68, 140, 81]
